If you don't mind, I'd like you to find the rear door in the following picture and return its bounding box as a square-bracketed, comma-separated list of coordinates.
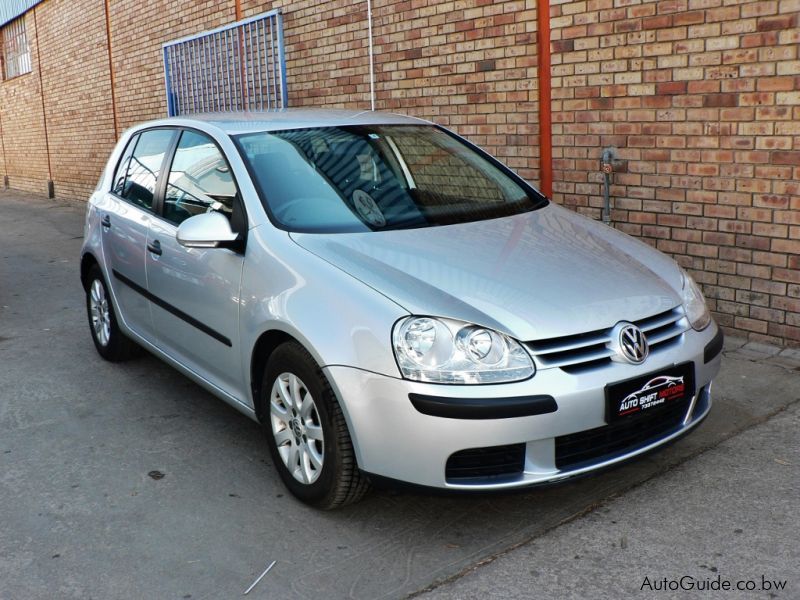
[145, 129, 247, 396]
[99, 129, 176, 340]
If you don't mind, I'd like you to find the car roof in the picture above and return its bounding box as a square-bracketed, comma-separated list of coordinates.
[136, 108, 432, 136]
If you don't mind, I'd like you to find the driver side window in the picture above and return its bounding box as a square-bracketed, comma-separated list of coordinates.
[163, 130, 239, 226]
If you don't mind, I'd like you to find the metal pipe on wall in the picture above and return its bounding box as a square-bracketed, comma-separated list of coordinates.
[536, 0, 553, 198]
[367, 0, 375, 111]
[601, 147, 616, 225]
[32, 6, 54, 197]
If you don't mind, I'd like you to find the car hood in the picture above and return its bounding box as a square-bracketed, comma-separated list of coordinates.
[290, 203, 684, 341]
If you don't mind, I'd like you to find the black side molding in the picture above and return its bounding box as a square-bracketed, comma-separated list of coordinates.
[409, 393, 558, 420]
[703, 328, 724, 364]
[112, 269, 232, 347]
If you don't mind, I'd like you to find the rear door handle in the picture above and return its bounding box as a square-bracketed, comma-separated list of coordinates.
[147, 240, 162, 256]
[101, 214, 111, 228]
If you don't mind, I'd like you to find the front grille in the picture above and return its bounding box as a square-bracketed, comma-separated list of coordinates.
[445, 443, 525, 482]
[554, 396, 692, 470]
[525, 306, 687, 373]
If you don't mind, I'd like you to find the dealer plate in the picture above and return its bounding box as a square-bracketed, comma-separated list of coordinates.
[605, 362, 695, 423]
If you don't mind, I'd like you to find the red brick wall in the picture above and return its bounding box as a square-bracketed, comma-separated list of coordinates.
[0, 12, 50, 195]
[241, 0, 541, 182]
[549, 0, 800, 345]
[37, 0, 117, 199]
[108, 0, 237, 131]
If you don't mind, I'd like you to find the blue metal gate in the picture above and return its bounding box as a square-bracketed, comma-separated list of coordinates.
[163, 9, 287, 116]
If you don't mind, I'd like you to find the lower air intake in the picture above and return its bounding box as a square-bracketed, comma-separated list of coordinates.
[555, 396, 692, 470]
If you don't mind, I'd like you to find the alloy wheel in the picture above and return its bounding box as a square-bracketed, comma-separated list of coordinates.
[89, 279, 111, 347]
[270, 372, 325, 484]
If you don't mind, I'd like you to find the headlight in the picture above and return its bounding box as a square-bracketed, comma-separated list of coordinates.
[681, 269, 711, 331]
[392, 316, 535, 384]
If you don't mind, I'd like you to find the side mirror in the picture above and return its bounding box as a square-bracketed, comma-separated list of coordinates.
[176, 212, 239, 249]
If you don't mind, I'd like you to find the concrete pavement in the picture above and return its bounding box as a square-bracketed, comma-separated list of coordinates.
[0, 190, 798, 599]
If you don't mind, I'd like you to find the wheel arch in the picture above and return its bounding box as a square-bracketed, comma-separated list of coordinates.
[80, 252, 100, 291]
[250, 329, 302, 423]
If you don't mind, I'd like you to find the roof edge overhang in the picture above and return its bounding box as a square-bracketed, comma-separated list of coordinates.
[0, 0, 45, 28]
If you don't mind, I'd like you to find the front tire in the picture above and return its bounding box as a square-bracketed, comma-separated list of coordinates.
[85, 265, 140, 361]
[262, 342, 369, 509]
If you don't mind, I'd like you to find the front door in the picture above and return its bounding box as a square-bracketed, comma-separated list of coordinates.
[145, 130, 246, 397]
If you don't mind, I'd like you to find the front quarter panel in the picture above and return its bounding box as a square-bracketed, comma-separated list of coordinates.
[240, 225, 408, 396]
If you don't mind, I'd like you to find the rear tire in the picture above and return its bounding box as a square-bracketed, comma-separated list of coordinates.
[262, 342, 369, 509]
[85, 265, 140, 362]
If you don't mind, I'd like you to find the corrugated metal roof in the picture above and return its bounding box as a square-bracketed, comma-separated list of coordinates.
[0, 0, 44, 28]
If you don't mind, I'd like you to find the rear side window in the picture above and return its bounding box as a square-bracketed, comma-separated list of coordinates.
[111, 134, 138, 196]
[118, 129, 174, 211]
[163, 130, 238, 225]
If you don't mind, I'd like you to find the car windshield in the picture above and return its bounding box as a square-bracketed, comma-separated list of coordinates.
[233, 124, 548, 233]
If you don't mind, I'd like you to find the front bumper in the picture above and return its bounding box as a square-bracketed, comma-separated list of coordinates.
[324, 324, 722, 490]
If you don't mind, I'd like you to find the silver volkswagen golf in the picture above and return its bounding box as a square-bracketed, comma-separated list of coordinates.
[80, 109, 723, 508]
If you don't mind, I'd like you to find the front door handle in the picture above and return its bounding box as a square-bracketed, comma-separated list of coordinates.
[147, 240, 162, 256]
[101, 214, 111, 228]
